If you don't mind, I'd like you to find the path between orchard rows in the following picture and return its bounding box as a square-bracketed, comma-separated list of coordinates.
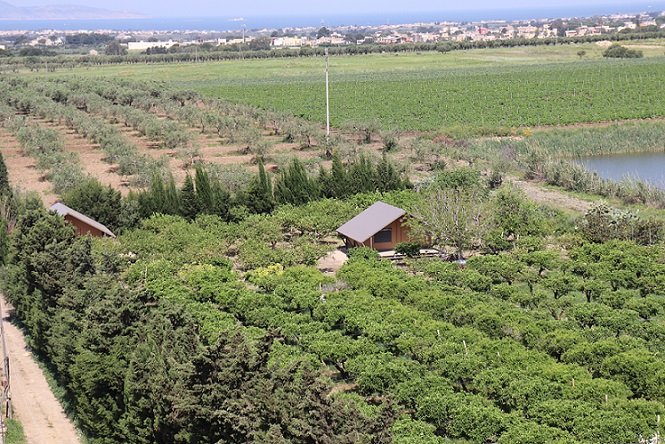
[0, 295, 82, 444]
[510, 178, 592, 213]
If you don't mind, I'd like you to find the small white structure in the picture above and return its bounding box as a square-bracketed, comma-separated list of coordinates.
[271, 36, 308, 48]
[127, 40, 177, 51]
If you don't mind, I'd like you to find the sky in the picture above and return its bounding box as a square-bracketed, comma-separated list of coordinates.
[7, 0, 665, 17]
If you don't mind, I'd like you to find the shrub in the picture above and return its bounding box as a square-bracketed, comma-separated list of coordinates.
[395, 242, 421, 257]
[603, 44, 643, 58]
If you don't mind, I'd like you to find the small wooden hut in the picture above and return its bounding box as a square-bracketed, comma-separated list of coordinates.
[49, 202, 116, 238]
[336, 201, 410, 251]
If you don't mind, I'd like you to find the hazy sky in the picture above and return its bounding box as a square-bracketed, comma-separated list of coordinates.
[8, 0, 663, 17]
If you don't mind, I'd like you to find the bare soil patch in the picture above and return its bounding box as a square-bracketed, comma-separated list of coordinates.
[317, 250, 348, 275]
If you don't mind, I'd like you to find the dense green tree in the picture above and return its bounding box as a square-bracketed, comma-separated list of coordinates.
[243, 160, 275, 214]
[348, 154, 377, 194]
[180, 175, 200, 220]
[211, 181, 231, 221]
[274, 158, 318, 206]
[603, 44, 643, 58]
[62, 178, 122, 231]
[376, 153, 404, 192]
[0, 152, 9, 196]
[104, 40, 128, 56]
[329, 153, 350, 198]
[195, 165, 215, 213]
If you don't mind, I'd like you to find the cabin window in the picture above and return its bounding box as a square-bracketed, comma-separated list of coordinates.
[374, 228, 392, 244]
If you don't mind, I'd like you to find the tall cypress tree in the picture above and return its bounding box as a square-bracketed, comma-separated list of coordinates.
[164, 175, 181, 215]
[194, 165, 214, 214]
[180, 175, 199, 220]
[330, 153, 349, 198]
[149, 174, 167, 214]
[0, 152, 9, 196]
[244, 160, 274, 214]
[0, 152, 11, 265]
[0, 153, 11, 196]
[349, 154, 377, 194]
[376, 153, 402, 192]
[274, 158, 317, 206]
[211, 181, 231, 221]
[317, 164, 333, 198]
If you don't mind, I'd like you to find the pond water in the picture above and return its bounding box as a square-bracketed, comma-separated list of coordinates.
[577, 152, 665, 189]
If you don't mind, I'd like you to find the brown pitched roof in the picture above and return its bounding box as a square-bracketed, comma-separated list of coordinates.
[49, 202, 116, 238]
[337, 201, 405, 243]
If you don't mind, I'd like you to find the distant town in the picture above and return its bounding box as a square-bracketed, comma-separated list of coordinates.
[0, 9, 664, 54]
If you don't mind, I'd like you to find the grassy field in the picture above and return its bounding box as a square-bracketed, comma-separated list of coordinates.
[36, 42, 665, 134]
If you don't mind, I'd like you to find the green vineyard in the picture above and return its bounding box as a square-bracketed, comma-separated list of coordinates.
[200, 57, 665, 134]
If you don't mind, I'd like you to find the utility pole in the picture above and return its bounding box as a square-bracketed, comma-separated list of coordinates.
[325, 48, 330, 139]
[241, 24, 247, 60]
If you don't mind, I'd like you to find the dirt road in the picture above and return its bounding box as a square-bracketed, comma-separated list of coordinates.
[0, 296, 82, 444]
[511, 179, 592, 213]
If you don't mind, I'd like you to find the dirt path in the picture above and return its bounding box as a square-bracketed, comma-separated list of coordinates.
[0, 296, 82, 444]
[511, 178, 592, 213]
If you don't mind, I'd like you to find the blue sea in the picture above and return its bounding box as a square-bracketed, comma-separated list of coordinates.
[1, 3, 664, 31]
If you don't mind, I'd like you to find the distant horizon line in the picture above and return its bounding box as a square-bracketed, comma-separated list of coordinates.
[1, 3, 664, 32]
[4, 3, 665, 21]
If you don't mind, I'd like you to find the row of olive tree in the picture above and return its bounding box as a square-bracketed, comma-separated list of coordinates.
[0, 78, 164, 186]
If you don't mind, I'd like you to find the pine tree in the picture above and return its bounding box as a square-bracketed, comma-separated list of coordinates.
[180, 175, 199, 220]
[0, 152, 9, 196]
[244, 160, 274, 214]
[194, 165, 214, 214]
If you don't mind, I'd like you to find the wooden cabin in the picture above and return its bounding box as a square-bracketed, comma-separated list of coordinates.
[49, 203, 116, 238]
[337, 201, 411, 251]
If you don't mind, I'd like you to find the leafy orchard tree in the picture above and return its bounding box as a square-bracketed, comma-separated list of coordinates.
[485, 186, 547, 252]
[410, 181, 488, 259]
